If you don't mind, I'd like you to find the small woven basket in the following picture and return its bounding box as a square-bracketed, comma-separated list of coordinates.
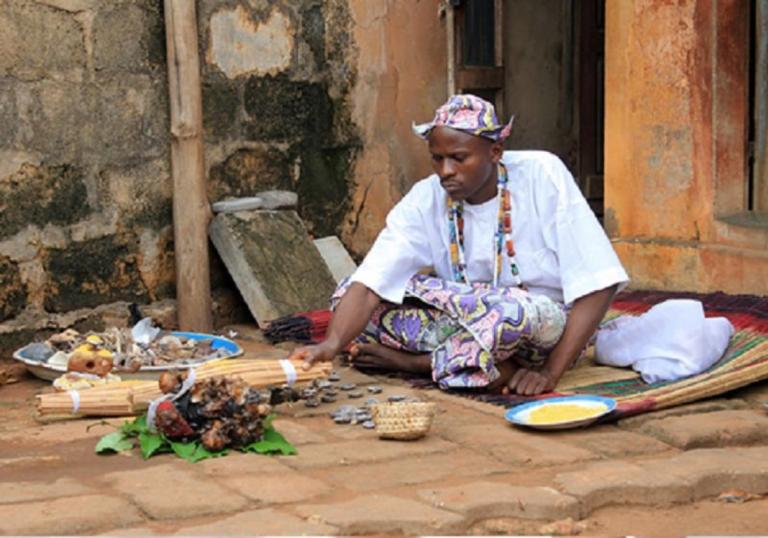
[370, 401, 437, 440]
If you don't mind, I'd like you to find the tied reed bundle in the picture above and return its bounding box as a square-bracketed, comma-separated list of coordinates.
[35, 357, 331, 419]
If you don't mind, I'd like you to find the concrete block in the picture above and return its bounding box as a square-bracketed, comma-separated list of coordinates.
[223, 472, 332, 504]
[0, 477, 92, 504]
[313, 236, 357, 283]
[318, 449, 508, 492]
[294, 494, 465, 535]
[102, 463, 248, 520]
[0, 494, 143, 535]
[209, 210, 337, 324]
[554, 460, 693, 512]
[417, 481, 581, 521]
[635, 409, 768, 449]
[173, 508, 337, 536]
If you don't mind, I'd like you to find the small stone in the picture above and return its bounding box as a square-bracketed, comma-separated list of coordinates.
[388, 395, 407, 402]
[321, 394, 337, 404]
[362, 420, 375, 429]
[340, 383, 357, 391]
[328, 371, 341, 382]
[333, 415, 351, 424]
[304, 399, 320, 408]
[324, 389, 338, 397]
[300, 388, 318, 399]
[356, 413, 372, 423]
[315, 380, 332, 389]
[348, 390, 364, 399]
[365, 397, 380, 406]
[367, 385, 383, 394]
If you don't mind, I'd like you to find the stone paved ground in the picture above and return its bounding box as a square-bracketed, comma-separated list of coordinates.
[2, 336, 768, 535]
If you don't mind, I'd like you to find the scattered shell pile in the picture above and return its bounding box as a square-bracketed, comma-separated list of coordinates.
[297, 371, 418, 430]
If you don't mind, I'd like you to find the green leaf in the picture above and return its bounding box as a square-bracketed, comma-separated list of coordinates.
[95, 431, 134, 454]
[120, 415, 149, 436]
[242, 425, 297, 456]
[138, 431, 169, 459]
[170, 441, 227, 463]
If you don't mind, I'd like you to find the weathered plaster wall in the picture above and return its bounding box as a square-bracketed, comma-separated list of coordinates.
[604, 0, 768, 295]
[0, 0, 446, 354]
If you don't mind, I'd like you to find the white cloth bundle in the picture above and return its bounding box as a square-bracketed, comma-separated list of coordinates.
[595, 299, 734, 383]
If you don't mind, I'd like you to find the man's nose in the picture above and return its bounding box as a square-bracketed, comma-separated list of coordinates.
[438, 159, 456, 179]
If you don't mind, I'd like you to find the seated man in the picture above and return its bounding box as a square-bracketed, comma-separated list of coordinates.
[291, 94, 628, 395]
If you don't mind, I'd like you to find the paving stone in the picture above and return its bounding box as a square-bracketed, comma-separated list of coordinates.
[618, 398, 749, 429]
[0, 477, 92, 504]
[635, 409, 768, 448]
[435, 421, 537, 445]
[173, 508, 337, 536]
[552, 426, 674, 458]
[733, 379, 768, 405]
[319, 449, 508, 492]
[554, 460, 693, 512]
[223, 472, 332, 503]
[196, 451, 293, 477]
[99, 526, 158, 536]
[0, 494, 143, 535]
[271, 418, 329, 444]
[278, 436, 457, 470]
[0, 419, 126, 445]
[641, 446, 768, 500]
[209, 210, 337, 324]
[488, 432, 598, 467]
[295, 494, 465, 534]
[103, 462, 248, 520]
[417, 481, 581, 521]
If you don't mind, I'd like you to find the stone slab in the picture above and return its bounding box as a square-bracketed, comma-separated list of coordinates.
[295, 494, 465, 534]
[102, 462, 248, 520]
[417, 481, 581, 521]
[0, 477, 92, 504]
[635, 409, 768, 448]
[617, 398, 749, 429]
[552, 426, 674, 458]
[173, 508, 337, 536]
[0, 494, 143, 535]
[212, 191, 298, 213]
[318, 449, 508, 492]
[488, 431, 598, 467]
[195, 451, 294, 477]
[313, 235, 357, 283]
[209, 210, 337, 324]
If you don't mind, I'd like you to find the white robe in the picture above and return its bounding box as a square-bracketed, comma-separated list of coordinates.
[351, 150, 629, 305]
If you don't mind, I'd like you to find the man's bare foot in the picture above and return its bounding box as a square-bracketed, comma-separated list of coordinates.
[349, 342, 431, 374]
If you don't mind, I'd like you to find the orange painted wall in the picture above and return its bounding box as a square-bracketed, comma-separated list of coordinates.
[341, 0, 447, 257]
[604, 0, 768, 295]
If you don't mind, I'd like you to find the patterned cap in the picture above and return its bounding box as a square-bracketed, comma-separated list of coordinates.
[412, 94, 514, 141]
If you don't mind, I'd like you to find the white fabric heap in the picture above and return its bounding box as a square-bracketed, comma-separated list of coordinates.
[595, 299, 735, 383]
[351, 151, 629, 305]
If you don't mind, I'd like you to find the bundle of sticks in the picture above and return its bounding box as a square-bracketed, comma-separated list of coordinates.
[36, 357, 331, 420]
[264, 309, 332, 344]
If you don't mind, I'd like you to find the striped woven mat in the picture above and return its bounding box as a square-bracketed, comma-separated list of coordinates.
[446, 290, 768, 418]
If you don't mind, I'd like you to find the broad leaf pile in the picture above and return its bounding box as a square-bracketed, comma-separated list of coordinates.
[95, 414, 297, 463]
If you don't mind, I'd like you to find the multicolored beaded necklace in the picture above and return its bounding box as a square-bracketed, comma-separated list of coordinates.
[447, 163, 523, 288]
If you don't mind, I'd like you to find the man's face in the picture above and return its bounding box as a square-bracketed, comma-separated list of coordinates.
[427, 126, 502, 203]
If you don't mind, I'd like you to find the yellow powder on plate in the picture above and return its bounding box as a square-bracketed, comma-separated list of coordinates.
[527, 403, 607, 425]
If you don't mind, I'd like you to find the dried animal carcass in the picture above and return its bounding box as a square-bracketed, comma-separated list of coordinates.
[154, 372, 272, 451]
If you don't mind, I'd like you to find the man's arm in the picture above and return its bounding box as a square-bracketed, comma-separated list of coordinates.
[290, 282, 381, 369]
[504, 283, 618, 395]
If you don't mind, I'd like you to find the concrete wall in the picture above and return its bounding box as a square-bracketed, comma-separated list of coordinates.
[605, 0, 768, 295]
[0, 0, 446, 352]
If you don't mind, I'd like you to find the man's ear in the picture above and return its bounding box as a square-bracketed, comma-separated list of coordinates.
[489, 141, 504, 163]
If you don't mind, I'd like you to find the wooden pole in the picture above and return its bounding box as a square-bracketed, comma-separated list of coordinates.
[164, 0, 213, 331]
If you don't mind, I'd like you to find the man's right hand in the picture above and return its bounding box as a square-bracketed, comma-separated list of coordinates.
[290, 340, 339, 370]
